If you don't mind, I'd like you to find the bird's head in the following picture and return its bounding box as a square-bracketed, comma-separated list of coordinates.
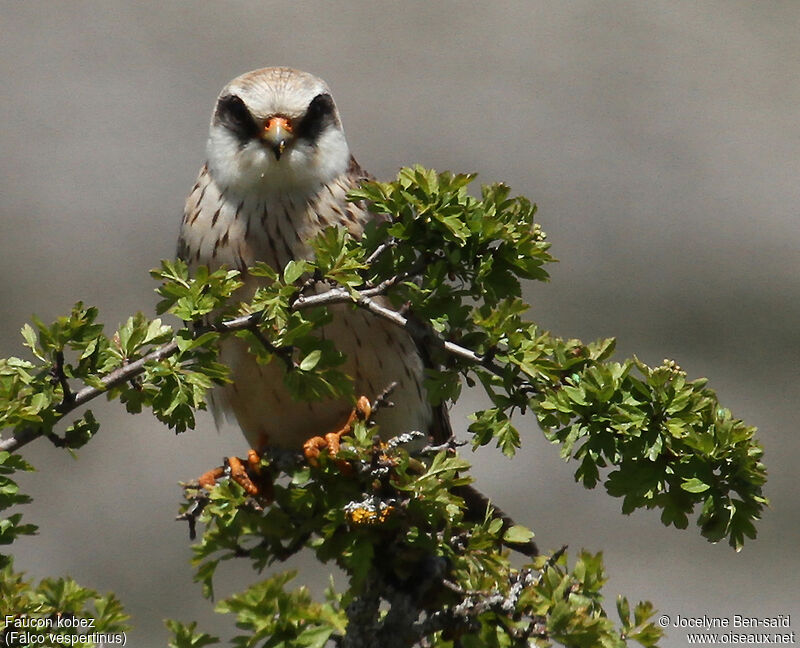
[206, 67, 351, 194]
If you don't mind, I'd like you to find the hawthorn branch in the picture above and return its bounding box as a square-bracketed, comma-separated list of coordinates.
[0, 281, 526, 455]
[341, 564, 548, 647]
[0, 339, 180, 453]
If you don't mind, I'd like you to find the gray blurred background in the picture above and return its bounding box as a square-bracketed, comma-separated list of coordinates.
[1, 2, 798, 646]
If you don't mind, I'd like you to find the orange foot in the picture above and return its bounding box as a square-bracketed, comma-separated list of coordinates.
[303, 395, 372, 467]
[197, 447, 273, 500]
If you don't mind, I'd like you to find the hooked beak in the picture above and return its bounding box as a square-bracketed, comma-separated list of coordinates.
[262, 116, 293, 160]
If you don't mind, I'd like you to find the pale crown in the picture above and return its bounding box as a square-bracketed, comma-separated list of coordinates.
[205, 67, 351, 195]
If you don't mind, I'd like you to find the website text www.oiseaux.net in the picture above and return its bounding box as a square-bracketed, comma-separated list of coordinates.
[660, 613, 795, 645]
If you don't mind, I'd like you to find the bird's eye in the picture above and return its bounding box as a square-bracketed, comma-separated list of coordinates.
[215, 94, 259, 142]
[295, 93, 336, 142]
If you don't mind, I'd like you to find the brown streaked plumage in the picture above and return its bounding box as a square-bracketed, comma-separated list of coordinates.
[178, 67, 434, 450]
[178, 66, 535, 554]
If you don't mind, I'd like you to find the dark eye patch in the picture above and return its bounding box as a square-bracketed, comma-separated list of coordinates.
[215, 94, 259, 143]
[295, 93, 336, 142]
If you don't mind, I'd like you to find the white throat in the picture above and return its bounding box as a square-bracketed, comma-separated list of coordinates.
[206, 123, 350, 197]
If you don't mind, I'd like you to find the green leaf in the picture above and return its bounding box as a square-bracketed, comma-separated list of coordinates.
[20, 324, 43, 360]
[503, 524, 534, 545]
[299, 349, 322, 372]
[681, 477, 711, 493]
[617, 595, 631, 627]
[283, 259, 310, 284]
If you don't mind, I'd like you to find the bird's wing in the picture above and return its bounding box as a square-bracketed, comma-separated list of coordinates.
[348, 156, 454, 444]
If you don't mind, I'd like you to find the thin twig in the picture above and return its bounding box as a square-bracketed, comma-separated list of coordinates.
[53, 351, 74, 406]
[368, 381, 398, 418]
[0, 339, 179, 453]
[0, 277, 524, 455]
[420, 437, 467, 455]
[247, 325, 296, 371]
[363, 256, 430, 292]
[363, 239, 396, 266]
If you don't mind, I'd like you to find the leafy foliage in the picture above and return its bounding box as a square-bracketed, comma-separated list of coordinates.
[0, 166, 767, 646]
[166, 620, 220, 648]
[174, 428, 662, 647]
[351, 167, 766, 551]
[0, 452, 35, 565]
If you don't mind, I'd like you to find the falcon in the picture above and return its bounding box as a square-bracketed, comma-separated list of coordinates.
[178, 66, 433, 450]
[177, 67, 534, 553]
